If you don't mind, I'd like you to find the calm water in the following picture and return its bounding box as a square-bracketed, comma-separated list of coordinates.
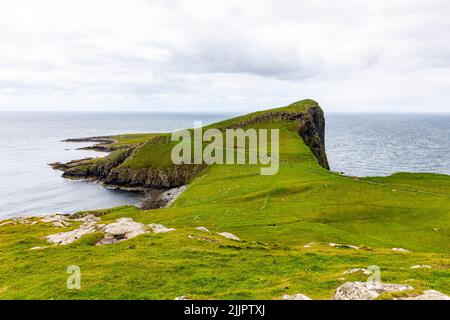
[325, 113, 450, 177]
[0, 112, 449, 218]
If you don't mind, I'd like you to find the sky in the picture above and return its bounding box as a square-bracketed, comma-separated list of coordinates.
[0, 0, 449, 113]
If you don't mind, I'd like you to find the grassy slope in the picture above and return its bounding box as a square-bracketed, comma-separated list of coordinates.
[107, 133, 159, 149]
[0, 100, 449, 299]
[114, 99, 314, 170]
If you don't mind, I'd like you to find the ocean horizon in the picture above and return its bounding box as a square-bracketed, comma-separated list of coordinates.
[1, 111, 449, 218]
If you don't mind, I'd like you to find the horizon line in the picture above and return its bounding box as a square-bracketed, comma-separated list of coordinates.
[0, 110, 449, 115]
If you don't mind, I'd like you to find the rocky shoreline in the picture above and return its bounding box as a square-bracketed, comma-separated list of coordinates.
[62, 136, 120, 152]
[49, 157, 96, 171]
[49, 138, 188, 210]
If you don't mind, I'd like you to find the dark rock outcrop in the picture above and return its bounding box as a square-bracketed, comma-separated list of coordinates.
[62, 148, 135, 180]
[63, 136, 119, 152]
[224, 105, 330, 170]
[297, 106, 330, 170]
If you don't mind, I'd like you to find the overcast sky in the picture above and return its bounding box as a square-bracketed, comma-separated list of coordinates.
[0, 0, 449, 113]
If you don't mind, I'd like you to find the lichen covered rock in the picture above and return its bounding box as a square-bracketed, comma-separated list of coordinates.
[97, 218, 146, 245]
[148, 223, 176, 233]
[396, 290, 450, 300]
[46, 224, 98, 245]
[333, 282, 413, 300]
[282, 293, 312, 300]
[217, 232, 240, 241]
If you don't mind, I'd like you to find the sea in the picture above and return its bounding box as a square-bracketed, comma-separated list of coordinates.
[0, 112, 449, 218]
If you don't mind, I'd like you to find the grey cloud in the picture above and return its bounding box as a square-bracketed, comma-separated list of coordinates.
[170, 40, 321, 80]
[0, 0, 449, 112]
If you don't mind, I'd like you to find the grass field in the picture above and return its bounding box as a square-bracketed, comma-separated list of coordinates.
[0, 100, 448, 299]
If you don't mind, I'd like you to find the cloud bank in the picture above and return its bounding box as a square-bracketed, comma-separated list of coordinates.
[0, 0, 449, 112]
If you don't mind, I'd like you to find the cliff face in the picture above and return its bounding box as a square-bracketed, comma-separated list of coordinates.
[62, 147, 205, 189]
[57, 102, 330, 190]
[101, 164, 205, 189]
[222, 105, 329, 170]
[296, 106, 330, 170]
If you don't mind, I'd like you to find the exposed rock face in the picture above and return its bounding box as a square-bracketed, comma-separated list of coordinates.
[41, 214, 100, 228]
[62, 148, 135, 181]
[161, 186, 188, 207]
[41, 213, 105, 245]
[392, 247, 411, 252]
[43, 216, 177, 246]
[62, 137, 119, 152]
[71, 214, 101, 224]
[49, 158, 95, 171]
[30, 246, 48, 250]
[410, 265, 431, 269]
[0, 220, 15, 227]
[187, 235, 217, 243]
[296, 106, 329, 170]
[329, 243, 360, 250]
[148, 223, 176, 233]
[140, 186, 187, 209]
[59, 138, 205, 190]
[333, 282, 414, 300]
[97, 218, 146, 245]
[224, 105, 330, 170]
[396, 290, 450, 300]
[195, 227, 210, 233]
[342, 268, 371, 275]
[41, 215, 72, 227]
[218, 232, 240, 241]
[46, 223, 98, 245]
[105, 164, 204, 189]
[282, 293, 312, 300]
[0, 217, 37, 227]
